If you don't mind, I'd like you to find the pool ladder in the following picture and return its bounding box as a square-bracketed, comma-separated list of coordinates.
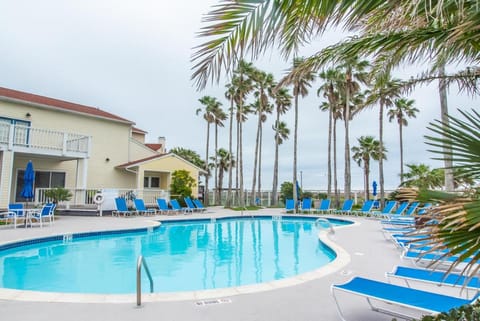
[136, 255, 154, 306]
[315, 218, 335, 234]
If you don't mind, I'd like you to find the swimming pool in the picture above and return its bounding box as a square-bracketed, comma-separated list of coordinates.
[0, 216, 351, 294]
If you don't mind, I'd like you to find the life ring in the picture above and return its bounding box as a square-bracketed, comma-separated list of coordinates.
[93, 193, 105, 205]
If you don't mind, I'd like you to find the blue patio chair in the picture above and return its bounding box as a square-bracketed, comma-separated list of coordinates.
[170, 199, 192, 214]
[316, 199, 331, 214]
[370, 200, 397, 219]
[133, 199, 157, 216]
[184, 197, 200, 212]
[8, 203, 25, 228]
[331, 276, 479, 321]
[330, 199, 354, 215]
[284, 198, 295, 212]
[300, 198, 313, 213]
[113, 197, 134, 217]
[387, 201, 410, 218]
[30, 203, 55, 227]
[156, 198, 175, 215]
[404, 202, 420, 216]
[386, 266, 480, 296]
[193, 199, 207, 212]
[349, 200, 375, 216]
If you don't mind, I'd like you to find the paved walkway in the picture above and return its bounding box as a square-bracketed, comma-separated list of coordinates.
[0, 207, 426, 321]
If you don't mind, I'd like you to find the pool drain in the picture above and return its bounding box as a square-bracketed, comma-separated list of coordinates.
[195, 298, 232, 306]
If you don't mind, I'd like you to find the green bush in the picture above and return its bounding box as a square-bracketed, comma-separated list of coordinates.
[44, 187, 72, 204]
[280, 181, 294, 203]
[170, 170, 196, 206]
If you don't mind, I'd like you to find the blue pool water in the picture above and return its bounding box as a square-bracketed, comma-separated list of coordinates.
[0, 216, 350, 294]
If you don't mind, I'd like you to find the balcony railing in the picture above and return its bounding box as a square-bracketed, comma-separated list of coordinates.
[0, 123, 90, 158]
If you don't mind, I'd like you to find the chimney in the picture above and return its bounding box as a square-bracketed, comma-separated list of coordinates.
[158, 136, 166, 153]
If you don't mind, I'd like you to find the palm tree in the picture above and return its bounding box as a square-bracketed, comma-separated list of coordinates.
[196, 96, 219, 205]
[211, 104, 227, 204]
[338, 56, 370, 200]
[233, 60, 254, 207]
[400, 164, 444, 189]
[387, 98, 419, 182]
[280, 57, 315, 209]
[169, 147, 205, 169]
[364, 71, 402, 206]
[318, 67, 342, 199]
[351, 136, 386, 200]
[271, 87, 292, 205]
[250, 68, 274, 205]
[211, 148, 235, 200]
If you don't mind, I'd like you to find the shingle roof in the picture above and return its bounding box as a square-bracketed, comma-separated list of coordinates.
[0, 86, 133, 124]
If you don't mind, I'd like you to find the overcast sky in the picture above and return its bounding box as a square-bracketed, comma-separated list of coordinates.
[0, 0, 478, 192]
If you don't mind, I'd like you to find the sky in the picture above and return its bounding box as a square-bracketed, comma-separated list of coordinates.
[0, 0, 478, 192]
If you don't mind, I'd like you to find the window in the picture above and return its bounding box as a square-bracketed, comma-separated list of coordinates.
[15, 170, 66, 202]
[143, 176, 160, 188]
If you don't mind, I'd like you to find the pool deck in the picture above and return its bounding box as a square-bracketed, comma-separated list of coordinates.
[0, 207, 445, 321]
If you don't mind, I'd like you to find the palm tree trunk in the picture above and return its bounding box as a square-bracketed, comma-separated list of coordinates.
[293, 94, 299, 212]
[378, 101, 385, 207]
[272, 114, 280, 205]
[327, 106, 333, 197]
[258, 123, 263, 198]
[365, 160, 370, 200]
[239, 105, 245, 207]
[236, 112, 240, 206]
[399, 117, 404, 183]
[344, 83, 351, 200]
[251, 114, 261, 205]
[439, 64, 454, 191]
[227, 102, 234, 207]
[214, 123, 219, 204]
[333, 118, 339, 208]
[205, 124, 210, 205]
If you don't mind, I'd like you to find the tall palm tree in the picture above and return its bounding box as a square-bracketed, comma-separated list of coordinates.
[318, 67, 342, 199]
[351, 136, 386, 200]
[233, 60, 254, 207]
[271, 87, 292, 205]
[196, 96, 219, 205]
[387, 98, 419, 183]
[280, 57, 315, 209]
[211, 104, 227, 204]
[338, 56, 370, 200]
[250, 68, 274, 205]
[364, 71, 402, 206]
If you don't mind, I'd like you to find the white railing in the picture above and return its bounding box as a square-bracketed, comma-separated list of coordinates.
[0, 123, 90, 156]
[35, 188, 169, 208]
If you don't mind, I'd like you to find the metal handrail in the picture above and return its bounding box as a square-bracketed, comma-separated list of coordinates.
[315, 218, 335, 234]
[136, 255, 154, 306]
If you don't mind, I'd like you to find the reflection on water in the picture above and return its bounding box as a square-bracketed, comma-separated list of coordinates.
[0, 217, 338, 294]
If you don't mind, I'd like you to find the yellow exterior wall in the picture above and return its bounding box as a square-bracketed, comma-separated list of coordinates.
[0, 99, 157, 194]
[137, 155, 201, 196]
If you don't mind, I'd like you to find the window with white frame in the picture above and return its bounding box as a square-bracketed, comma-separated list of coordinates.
[144, 176, 160, 188]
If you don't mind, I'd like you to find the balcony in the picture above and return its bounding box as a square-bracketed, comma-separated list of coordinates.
[0, 123, 90, 159]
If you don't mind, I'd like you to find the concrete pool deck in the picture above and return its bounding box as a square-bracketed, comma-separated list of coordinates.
[0, 207, 436, 320]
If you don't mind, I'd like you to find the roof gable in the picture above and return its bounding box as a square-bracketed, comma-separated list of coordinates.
[116, 152, 207, 173]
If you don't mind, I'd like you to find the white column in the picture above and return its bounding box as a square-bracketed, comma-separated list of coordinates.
[0, 151, 14, 208]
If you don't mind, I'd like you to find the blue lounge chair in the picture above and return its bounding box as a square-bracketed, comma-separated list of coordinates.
[156, 198, 175, 214]
[370, 200, 397, 218]
[349, 200, 375, 216]
[184, 197, 200, 212]
[330, 199, 354, 215]
[30, 203, 55, 227]
[133, 199, 157, 216]
[386, 265, 480, 294]
[316, 199, 331, 214]
[417, 203, 433, 215]
[300, 198, 313, 213]
[284, 198, 295, 212]
[193, 199, 207, 212]
[404, 202, 420, 216]
[170, 199, 192, 214]
[331, 276, 479, 321]
[113, 197, 134, 216]
[385, 201, 410, 219]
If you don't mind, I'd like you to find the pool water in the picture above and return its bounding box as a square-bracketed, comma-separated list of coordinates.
[0, 216, 347, 294]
